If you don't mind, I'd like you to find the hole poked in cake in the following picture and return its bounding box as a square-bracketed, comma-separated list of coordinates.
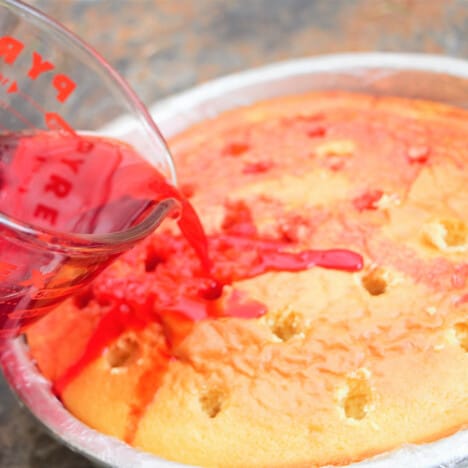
[361, 268, 388, 296]
[338, 369, 374, 421]
[421, 218, 467, 253]
[106, 332, 141, 369]
[268, 309, 306, 342]
[199, 386, 227, 418]
[454, 323, 468, 352]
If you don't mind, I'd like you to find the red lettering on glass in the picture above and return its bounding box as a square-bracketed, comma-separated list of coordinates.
[28, 51, 55, 79]
[45, 112, 76, 134]
[52, 74, 76, 103]
[0, 36, 77, 103]
[0, 36, 24, 64]
[34, 204, 58, 225]
[61, 158, 84, 174]
[44, 174, 72, 198]
[76, 140, 94, 153]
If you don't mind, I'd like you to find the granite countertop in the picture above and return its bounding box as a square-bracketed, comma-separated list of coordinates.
[1, 0, 467, 466]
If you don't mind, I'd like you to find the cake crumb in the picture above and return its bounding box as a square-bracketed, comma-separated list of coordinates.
[421, 218, 467, 253]
[375, 193, 401, 210]
[315, 140, 355, 158]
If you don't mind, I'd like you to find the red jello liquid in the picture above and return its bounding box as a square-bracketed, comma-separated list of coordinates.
[1, 131, 363, 348]
[0, 133, 167, 234]
[0, 132, 189, 335]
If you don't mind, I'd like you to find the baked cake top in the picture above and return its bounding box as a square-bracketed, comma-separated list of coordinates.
[27, 92, 468, 467]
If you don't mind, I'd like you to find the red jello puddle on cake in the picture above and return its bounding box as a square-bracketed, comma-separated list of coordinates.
[0, 131, 363, 442]
[53, 199, 363, 445]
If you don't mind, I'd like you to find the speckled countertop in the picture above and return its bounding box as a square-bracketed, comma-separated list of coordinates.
[0, 0, 467, 466]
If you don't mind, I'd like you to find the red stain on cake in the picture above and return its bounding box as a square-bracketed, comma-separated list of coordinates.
[242, 160, 274, 174]
[124, 341, 170, 444]
[353, 190, 384, 211]
[368, 238, 467, 292]
[222, 142, 249, 157]
[456, 294, 468, 305]
[221, 200, 258, 237]
[407, 145, 430, 163]
[306, 125, 327, 138]
[53, 299, 151, 394]
[53, 201, 363, 397]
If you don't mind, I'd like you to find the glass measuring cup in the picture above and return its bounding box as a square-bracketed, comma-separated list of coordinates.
[0, 0, 178, 337]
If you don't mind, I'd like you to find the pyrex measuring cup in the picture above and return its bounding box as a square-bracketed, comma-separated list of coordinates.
[0, 0, 178, 337]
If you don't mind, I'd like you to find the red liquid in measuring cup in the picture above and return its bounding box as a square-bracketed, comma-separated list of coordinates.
[0, 132, 177, 235]
[0, 131, 363, 338]
[0, 132, 187, 335]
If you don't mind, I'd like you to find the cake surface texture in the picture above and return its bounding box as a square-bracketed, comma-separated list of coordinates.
[27, 92, 468, 468]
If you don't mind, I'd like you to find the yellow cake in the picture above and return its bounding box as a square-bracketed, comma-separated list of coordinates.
[27, 92, 468, 467]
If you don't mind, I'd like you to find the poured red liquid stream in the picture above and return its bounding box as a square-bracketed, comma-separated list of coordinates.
[0, 131, 363, 438]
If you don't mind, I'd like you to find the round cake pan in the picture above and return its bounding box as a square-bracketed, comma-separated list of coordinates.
[1, 53, 468, 468]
